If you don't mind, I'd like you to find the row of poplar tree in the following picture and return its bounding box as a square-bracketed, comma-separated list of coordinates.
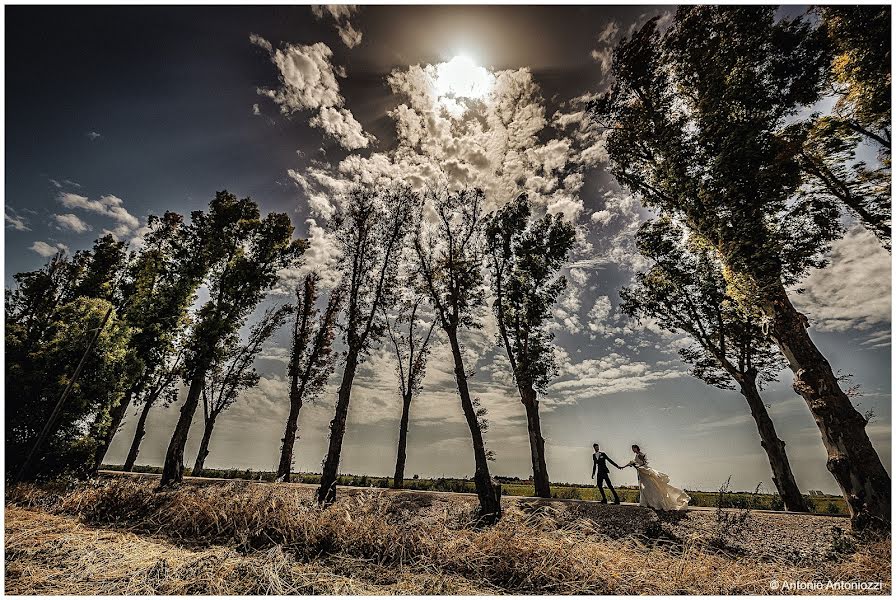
[6, 6, 890, 530]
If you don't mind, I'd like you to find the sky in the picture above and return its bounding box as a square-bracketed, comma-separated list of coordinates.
[5, 5, 891, 494]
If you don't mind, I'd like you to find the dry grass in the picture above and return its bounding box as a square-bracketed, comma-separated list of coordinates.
[5, 479, 891, 595]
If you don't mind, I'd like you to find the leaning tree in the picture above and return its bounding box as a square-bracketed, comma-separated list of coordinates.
[414, 188, 502, 523]
[160, 191, 303, 486]
[382, 294, 436, 489]
[620, 218, 809, 512]
[122, 346, 184, 471]
[192, 303, 293, 476]
[92, 212, 207, 472]
[590, 7, 890, 528]
[317, 187, 417, 504]
[790, 5, 892, 250]
[484, 194, 575, 499]
[6, 236, 131, 480]
[276, 273, 341, 482]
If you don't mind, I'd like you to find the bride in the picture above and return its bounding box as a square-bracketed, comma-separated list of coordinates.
[625, 444, 690, 511]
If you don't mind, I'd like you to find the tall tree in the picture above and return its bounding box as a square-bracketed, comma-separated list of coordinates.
[382, 297, 436, 489]
[277, 273, 341, 482]
[192, 304, 293, 476]
[620, 219, 809, 512]
[122, 347, 184, 471]
[92, 212, 206, 472]
[484, 194, 575, 499]
[160, 191, 303, 486]
[790, 6, 892, 249]
[317, 187, 416, 504]
[590, 7, 890, 528]
[6, 237, 131, 480]
[414, 188, 502, 523]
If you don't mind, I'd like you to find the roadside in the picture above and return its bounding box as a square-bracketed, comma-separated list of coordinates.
[99, 469, 850, 518]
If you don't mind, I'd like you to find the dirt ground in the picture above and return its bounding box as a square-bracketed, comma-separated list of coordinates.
[4, 478, 890, 595]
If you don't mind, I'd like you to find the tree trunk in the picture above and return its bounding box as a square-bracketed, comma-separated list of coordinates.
[765, 283, 890, 528]
[316, 352, 359, 505]
[277, 396, 303, 482]
[520, 386, 551, 498]
[92, 387, 134, 473]
[392, 391, 413, 489]
[123, 395, 156, 471]
[445, 328, 501, 523]
[160, 369, 205, 487]
[192, 414, 216, 477]
[738, 372, 809, 512]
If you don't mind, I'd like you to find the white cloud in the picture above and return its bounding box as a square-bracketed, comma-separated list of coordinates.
[312, 4, 363, 49]
[30, 240, 68, 257]
[271, 217, 343, 295]
[53, 213, 92, 233]
[5, 207, 30, 231]
[252, 36, 372, 149]
[292, 61, 597, 222]
[796, 226, 891, 340]
[58, 192, 139, 232]
[552, 352, 686, 401]
[309, 106, 369, 150]
[336, 21, 362, 49]
[587, 295, 613, 334]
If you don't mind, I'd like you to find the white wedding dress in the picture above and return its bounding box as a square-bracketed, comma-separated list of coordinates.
[627, 452, 690, 511]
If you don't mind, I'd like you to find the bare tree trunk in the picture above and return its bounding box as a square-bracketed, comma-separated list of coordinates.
[92, 387, 135, 473]
[765, 283, 890, 528]
[520, 386, 551, 498]
[160, 370, 205, 487]
[446, 328, 501, 523]
[277, 396, 303, 482]
[316, 352, 359, 505]
[123, 395, 156, 471]
[738, 372, 809, 512]
[192, 414, 216, 476]
[392, 391, 413, 489]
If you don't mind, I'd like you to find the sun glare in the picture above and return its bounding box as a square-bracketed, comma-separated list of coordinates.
[434, 55, 494, 101]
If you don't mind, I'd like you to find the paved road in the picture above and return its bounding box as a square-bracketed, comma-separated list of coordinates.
[98, 470, 847, 518]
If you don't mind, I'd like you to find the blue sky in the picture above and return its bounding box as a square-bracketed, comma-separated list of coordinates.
[5, 5, 890, 493]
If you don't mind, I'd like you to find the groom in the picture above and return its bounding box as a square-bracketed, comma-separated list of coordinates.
[591, 443, 622, 504]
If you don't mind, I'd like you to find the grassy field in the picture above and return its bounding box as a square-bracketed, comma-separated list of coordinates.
[105, 463, 850, 514]
[5, 478, 888, 595]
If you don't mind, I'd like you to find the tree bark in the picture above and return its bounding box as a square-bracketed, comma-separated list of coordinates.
[392, 391, 413, 489]
[445, 328, 501, 523]
[520, 386, 551, 498]
[765, 283, 890, 528]
[160, 369, 206, 486]
[277, 395, 303, 482]
[737, 372, 809, 512]
[92, 387, 134, 473]
[123, 395, 156, 471]
[192, 414, 216, 476]
[316, 352, 359, 505]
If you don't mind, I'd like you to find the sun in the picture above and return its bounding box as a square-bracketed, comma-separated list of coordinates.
[434, 55, 494, 101]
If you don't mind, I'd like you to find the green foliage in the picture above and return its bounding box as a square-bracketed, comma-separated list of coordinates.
[485, 194, 576, 393]
[590, 6, 837, 306]
[791, 6, 892, 250]
[820, 6, 891, 142]
[620, 218, 783, 390]
[185, 191, 304, 377]
[6, 237, 132, 479]
[288, 273, 342, 406]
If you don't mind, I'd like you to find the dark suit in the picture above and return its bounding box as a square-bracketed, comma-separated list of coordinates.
[592, 451, 621, 503]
